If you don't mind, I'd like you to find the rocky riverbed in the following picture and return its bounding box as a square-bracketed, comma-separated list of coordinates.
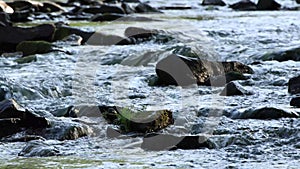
[1, 0, 300, 168]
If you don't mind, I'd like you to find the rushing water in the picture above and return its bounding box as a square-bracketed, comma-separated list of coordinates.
[1, 0, 300, 168]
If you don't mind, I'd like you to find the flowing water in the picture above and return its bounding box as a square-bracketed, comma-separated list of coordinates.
[1, 0, 300, 168]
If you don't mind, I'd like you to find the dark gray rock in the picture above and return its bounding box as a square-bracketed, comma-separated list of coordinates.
[297, 0, 300, 4]
[288, 75, 300, 94]
[233, 107, 299, 119]
[79, 5, 125, 15]
[257, 0, 281, 10]
[229, 0, 257, 11]
[135, 3, 162, 13]
[202, 0, 226, 6]
[121, 3, 135, 14]
[155, 54, 253, 86]
[6, 0, 42, 12]
[260, 46, 300, 62]
[19, 140, 60, 157]
[290, 97, 300, 108]
[220, 81, 252, 96]
[0, 12, 11, 26]
[206, 71, 249, 87]
[9, 10, 31, 22]
[141, 134, 214, 151]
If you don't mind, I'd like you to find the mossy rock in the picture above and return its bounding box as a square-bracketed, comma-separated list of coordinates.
[16, 41, 53, 56]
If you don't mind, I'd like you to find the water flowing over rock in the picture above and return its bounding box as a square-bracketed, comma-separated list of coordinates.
[155, 54, 253, 86]
[202, 0, 226, 6]
[19, 140, 60, 157]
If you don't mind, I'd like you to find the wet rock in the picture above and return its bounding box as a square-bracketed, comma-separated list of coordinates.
[0, 24, 55, 53]
[155, 54, 253, 86]
[124, 27, 173, 44]
[220, 81, 252, 96]
[67, 0, 101, 6]
[99, 106, 174, 133]
[19, 140, 59, 157]
[121, 3, 135, 14]
[202, 0, 226, 6]
[7, 0, 42, 12]
[16, 41, 54, 56]
[0, 12, 11, 26]
[290, 97, 300, 108]
[135, 3, 162, 13]
[0, 0, 14, 13]
[9, 10, 31, 22]
[39, 1, 65, 13]
[53, 24, 94, 43]
[0, 99, 49, 138]
[297, 0, 300, 4]
[86, 32, 132, 45]
[141, 134, 214, 151]
[257, 0, 281, 10]
[51, 106, 78, 118]
[288, 75, 300, 94]
[260, 46, 300, 62]
[229, 0, 257, 11]
[206, 71, 249, 86]
[79, 5, 125, 15]
[91, 13, 155, 22]
[234, 107, 299, 119]
[14, 55, 37, 64]
[0, 85, 12, 101]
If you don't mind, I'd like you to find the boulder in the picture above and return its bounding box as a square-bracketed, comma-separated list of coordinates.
[16, 41, 54, 56]
[14, 55, 37, 64]
[155, 54, 253, 86]
[220, 81, 252, 96]
[53, 24, 94, 43]
[124, 27, 173, 44]
[9, 10, 31, 22]
[19, 140, 59, 157]
[39, 1, 65, 13]
[0, 0, 14, 13]
[135, 3, 162, 13]
[99, 106, 174, 133]
[79, 5, 125, 15]
[290, 97, 300, 108]
[202, 0, 226, 6]
[260, 46, 300, 62]
[229, 0, 257, 11]
[7, 0, 42, 12]
[288, 75, 300, 94]
[257, 0, 281, 10]
[233, 107, 299, 119]
[141, 134, 214, 151]
[0, 24, 55, 53]
[0, 99, 49, 138]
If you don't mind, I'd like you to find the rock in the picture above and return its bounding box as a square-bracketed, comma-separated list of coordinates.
[91, 13, 156, 22]
[16, 41, 54, 56]
[288, 75, 300, 94]
[229, 0, 257, 11]
[79, 5, 125, 15]
[257, 0, 281, 10]
[206, 71, 249, 86]
[67, 0, 101, 6]
[9, 10, 31, 22]
[0, 24, 55, 53]
[155, 54, 253, 86]
[233, 107, 299, 119]
[141, 134, 214, 151]
[39, 1, 65, 13]
[0, 0, 14, 13]
[99, 106, 174, 133]
[297, 0, 300, 4]
[0, 12, 11, 26]
[121, 3, 135, 14]
[86, 32, 132, 45]
[19, 140, 59, 157]
[51, 106, 78, 118]
[290, 97, 300, 108]
[0, 99, 49, 138]
[260, 46, 300, 62]
[7, 0, 42, 12]
[124, 27, 173, 44]
[135, 3, 162, 13]
[53, 24, 94, 43]
[14, 55, 37, 64]
[0, 85, 12, 101]
[220, 81, 252, 96]
[202, 0, 226, 6]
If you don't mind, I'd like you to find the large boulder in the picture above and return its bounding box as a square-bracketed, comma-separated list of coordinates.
[0, 24, 55, 53]
[229, 0, 257, 11]
[0, 99, 49, 138]
[288, 75, 300, 94]
[233, 107, 299, 119]
[155, 54, 253, 86]
[257, 0, 281, 10]
[0, 0, 14, 13]
[202, 0, 226, 6]
[260, 46, 300, 62]
[99, 106, 174, 134]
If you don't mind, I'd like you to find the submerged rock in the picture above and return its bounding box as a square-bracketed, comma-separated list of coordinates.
[16, 41, 54, 56]
[202, 0, 226, 6]
[0, 24, 55, 53]
[0, 99, 49, 138]
[220, 81, 252, 96]
[14, 55, 37, 64]
[233, 107, 299, 119]
[19, 140, 60, 157]
[257, 0, 281, 10]
[260, 46, 300, 62]
[155, 54, 253, 86]
[288, 75, 300, 94]
[141, 134, 214, 151]
[229, 0, 257, 11]
[99, 106, 174, 134]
